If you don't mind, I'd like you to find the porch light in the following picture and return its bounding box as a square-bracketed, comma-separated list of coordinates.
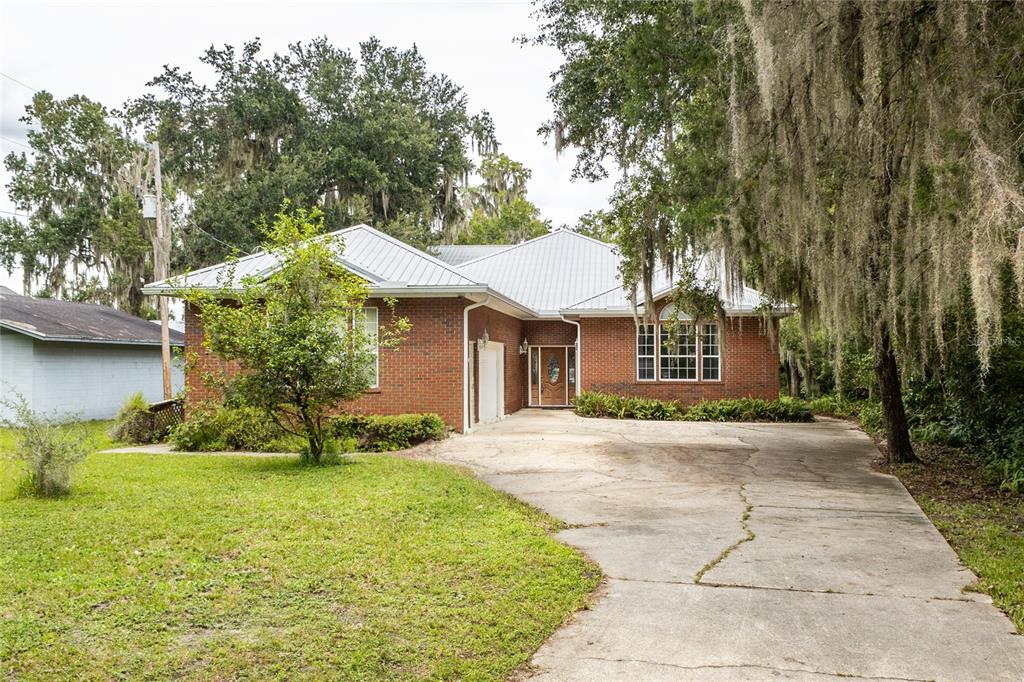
[519, 337, 529, 355]
[477, 328, 490, 351]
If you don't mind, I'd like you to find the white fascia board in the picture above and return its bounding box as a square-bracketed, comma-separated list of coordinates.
[561, 305, 797, 318]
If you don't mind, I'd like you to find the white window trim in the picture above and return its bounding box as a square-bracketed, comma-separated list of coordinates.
[701, 322, 722, 383]
[355, 306, 379, 389]
[659, 322, 699, 383]
[636, 322, 656, 382]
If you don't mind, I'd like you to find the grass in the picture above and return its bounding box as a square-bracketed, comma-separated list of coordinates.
[0, 438, 600, 679]
[0, 419, 118, 455]
[882, 445, 1023, 634]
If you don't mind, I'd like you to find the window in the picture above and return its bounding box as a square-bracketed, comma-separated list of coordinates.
[637, 323, 656, 381]
[701, 323, 720, 381]
[660, 323, 697, 381]
[354, 307, 379, 388]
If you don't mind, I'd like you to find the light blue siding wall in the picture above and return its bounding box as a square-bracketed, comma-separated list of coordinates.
[0, 331, 184, 421]
[1, 330, 35, 418]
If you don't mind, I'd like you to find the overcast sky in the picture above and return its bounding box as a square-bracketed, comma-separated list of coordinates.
[0, 0, 616, 292]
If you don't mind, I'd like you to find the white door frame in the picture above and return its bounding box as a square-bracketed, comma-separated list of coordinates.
[477, 341, 505, 424]
[529, 345, 574, 407]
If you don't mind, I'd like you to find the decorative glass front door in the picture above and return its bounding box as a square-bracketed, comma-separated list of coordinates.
[541, 348, 565, 405]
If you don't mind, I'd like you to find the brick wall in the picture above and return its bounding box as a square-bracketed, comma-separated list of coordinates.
[524, 320, 577, 346]
[467, 305, 525, 422]
[183, 302, 237, 408]
[184, 296, 781, 433]
[348, 297, 465, 429]
[184, 297, 468, 431]
[580, 314, 779, 404]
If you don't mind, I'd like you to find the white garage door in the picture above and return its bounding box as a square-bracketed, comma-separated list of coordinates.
[478, 342, 504, 423]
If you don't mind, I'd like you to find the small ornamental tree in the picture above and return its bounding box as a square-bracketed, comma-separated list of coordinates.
[181, 205, 409, 463]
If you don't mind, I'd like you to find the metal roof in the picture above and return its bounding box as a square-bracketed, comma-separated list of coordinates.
[431, 244, 511, 266]
[456, 230, 622, 315]
[142, 223, 786, 318]
[143, 224, 480, 294]
[563, 260, 773, 315]
[0, 287, 185, 346]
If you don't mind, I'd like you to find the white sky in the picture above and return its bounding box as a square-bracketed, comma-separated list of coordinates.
[0, 0, 615, 292]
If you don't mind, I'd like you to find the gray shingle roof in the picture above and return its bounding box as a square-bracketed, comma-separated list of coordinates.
[0, 288, 184, 346]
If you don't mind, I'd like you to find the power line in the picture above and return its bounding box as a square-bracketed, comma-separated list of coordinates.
[0, 135, 32, 150]
[1, 72, 40, 93]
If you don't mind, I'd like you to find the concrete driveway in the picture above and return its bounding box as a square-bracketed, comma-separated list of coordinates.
[426, 410, 1024, 681]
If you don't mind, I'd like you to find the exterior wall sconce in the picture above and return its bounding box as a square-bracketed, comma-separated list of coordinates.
[519, 337, 529, 355]
[476, 328, 490, 351]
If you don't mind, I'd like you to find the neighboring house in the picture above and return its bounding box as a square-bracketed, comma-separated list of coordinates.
[143, 226, 788, 433]
[0, 287, 185, 421]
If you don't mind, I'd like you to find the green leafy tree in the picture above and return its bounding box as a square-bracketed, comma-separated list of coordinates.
[1, 93, 153, 313]
[455, 153, 549, 244]
[181, 205, 410, 462]
[533, 0, 1024, 464]
[129, 37, 497, 267]
[572, 210, 615, 243]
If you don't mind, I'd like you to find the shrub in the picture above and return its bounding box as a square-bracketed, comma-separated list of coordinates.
[807, 394, 859, 419]
[1, 397, 89, 497]
[168, 404, 285, 452]
[988, 456, 1024, 495]
[108, 392, 161, 444]
[911, 421, 960, 446]
[857, 400, 886, 435]
[328, 413, 447, 452]
[683, 397, 813, 423]
[572, 392, 812, 423]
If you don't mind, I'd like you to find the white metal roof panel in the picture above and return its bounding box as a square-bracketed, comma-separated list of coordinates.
[144, 224, 479, 293]
[431, 245, 511, 266]
[456, 230, 621, 314]
[564, 260, 771, 315]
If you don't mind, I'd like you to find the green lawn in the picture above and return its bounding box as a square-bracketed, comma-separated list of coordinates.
[885, 446, 1023, 634]
[0, 446, 600, 679]
[917, 495, 1024, 632]
[0, 419, 118, 455]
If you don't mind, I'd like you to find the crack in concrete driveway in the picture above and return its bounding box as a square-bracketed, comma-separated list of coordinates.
[425, 409, 1024, 681]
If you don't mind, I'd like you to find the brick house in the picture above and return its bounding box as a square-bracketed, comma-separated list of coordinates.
[144, 226, 787, 433]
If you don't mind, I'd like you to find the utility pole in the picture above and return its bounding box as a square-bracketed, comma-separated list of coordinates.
[152, 142, 173, 400]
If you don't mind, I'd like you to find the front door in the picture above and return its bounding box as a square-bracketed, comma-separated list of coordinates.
[540, 347, 567, 406]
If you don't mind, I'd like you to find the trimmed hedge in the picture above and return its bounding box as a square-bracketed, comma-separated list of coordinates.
[573, 391, 813, 423]
[327, 413, 448, 452]
[169, 405, 448, 453]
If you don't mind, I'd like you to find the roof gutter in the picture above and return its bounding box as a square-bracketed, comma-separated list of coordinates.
[559, 314, 582, 399]
[0, 321, 184, 346]
[463, 295, 490, 433]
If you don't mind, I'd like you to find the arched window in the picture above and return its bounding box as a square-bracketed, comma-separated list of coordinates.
[658, 303, 692, 321]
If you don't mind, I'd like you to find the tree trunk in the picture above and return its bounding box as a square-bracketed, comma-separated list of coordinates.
[300, 407, 323, 463]
[873, 323, 916, 463]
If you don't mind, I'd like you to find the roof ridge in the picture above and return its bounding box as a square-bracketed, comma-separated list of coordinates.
[456, 229, 584, 268]
[563, 229, 617, 251]
[351, 224, 480, 284]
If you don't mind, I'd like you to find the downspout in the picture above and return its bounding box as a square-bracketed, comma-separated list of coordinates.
[463, 295, 491, 433]
[560, 314, 582, 401]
